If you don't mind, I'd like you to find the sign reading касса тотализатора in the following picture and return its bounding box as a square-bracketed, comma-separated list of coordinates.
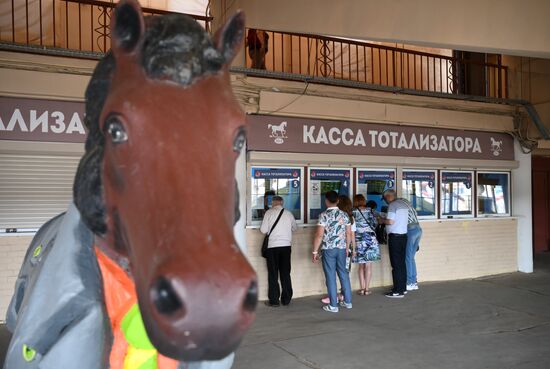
[247, 114, 514, 161]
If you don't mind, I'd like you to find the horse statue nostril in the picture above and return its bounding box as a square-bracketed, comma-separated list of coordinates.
[243, 280, 258, 311]
[151, 277, 184, 316]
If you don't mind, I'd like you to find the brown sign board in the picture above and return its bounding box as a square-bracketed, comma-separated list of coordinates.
[247, 114, 515, 161]
[0, 96, 86, 143]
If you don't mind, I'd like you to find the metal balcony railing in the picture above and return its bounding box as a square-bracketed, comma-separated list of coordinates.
[0, 0, 212, 54]
[0, 0, 508, 99]
[245, 28, 509, 98]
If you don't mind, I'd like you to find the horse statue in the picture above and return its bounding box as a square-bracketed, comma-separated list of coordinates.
[4, 1, 257, 368]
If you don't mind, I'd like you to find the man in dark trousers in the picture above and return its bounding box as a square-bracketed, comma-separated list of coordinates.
[260, 196, 297, 306]
[379, 189, 409, 298]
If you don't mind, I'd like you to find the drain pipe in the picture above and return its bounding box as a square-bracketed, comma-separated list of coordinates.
[230, 67, 550, 140]
[522, 103, 549, 139]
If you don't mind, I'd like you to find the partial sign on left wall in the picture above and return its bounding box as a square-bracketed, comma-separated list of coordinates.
[0, 96, 86, 143]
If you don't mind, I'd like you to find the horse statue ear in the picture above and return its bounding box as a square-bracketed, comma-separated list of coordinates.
[111, 0, 145, 54]
[214, 11, 245, 66]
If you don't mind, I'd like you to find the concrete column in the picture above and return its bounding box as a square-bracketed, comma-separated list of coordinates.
[396, 166, 403, 197]
[233, 144, 247, 252]
[513, 140, 533, 273]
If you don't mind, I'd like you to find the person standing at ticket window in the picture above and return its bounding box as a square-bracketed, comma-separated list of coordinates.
[312, 191, 353, 312]
[260, 196, 297, 307]
[379, 189, 409, 298]
[402, 198, 422, 292]
[353, 195, 381, 296]
[320, 195, 356, 305]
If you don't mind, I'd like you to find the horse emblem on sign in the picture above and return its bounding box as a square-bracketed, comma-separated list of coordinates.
[490, 137, 503, 156]
[268, 121, 287, 144]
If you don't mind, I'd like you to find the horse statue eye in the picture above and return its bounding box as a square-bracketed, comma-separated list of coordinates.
[105, 118, 128, 144]
[233, 128, 246, 152]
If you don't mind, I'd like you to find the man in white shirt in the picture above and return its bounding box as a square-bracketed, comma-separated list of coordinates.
[260, 196, 298, 307]
[379, 189, 409, 298]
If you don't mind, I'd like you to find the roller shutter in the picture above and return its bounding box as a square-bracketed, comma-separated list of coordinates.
[0, 153, 81, 231]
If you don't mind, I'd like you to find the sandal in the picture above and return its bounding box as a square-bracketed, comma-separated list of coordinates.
[357, 289, 366, 295]
[364, 290, 372, 296]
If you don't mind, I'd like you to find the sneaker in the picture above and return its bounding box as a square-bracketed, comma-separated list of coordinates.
[322, 305, 339, 313]
[322, 295, 344, 304]
[264, 301, 280, 307]
[406, 283, 419, 291]
[385, 292, 405, 299]
[339, 301, 353, 309]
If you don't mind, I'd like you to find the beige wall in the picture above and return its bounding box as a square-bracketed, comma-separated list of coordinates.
[240, 69, 525, 301]
[0, 50, 529, 320]
[214, 0, 550, 59]
[0, 235, 32, 318]
[503, 56, 550, 152]
[0, 52, 93, 99]
[0, 52, 92, 322]
[246, 219, 518, 301]
[231, 75, 518, 130]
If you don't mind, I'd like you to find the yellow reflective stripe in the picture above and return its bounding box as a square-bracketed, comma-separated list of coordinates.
[123, 346, 157, 369]
[32, 244, 42, 258]
[22, 344, 37, 362]
[121, 304, 154, 350]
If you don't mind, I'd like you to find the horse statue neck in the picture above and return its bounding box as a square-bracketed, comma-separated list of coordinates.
[95, 246, 178, 369]
[4, 204, 235, 369]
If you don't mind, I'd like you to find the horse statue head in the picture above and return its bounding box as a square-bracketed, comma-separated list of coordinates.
[73, 0, 256, 362]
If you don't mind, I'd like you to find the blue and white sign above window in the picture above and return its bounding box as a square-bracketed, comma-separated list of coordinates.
[356, 169, 396, 212]
[250, 167, 303, 223]
[441, 171, 474, 217]
[402, 170, 437, 218]
[308, 168, 352, 221]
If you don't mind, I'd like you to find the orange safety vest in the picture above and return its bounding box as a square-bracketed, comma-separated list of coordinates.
[95, 247, 178, 369]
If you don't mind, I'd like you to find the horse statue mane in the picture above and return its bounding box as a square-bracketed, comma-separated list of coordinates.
[76, 10, 231, 237]
[4, 2, 257, 368]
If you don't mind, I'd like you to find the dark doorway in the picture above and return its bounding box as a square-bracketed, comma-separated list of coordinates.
[532, 156, 550, 253]
[452, 51, 486, 96]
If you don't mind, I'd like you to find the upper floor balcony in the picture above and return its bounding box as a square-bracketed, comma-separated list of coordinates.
[243, 28, 508, 99]
[0, 0, 212, 53]
[0, 0, 508, 99]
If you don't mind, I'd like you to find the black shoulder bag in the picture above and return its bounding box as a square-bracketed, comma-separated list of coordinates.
[261, 209, 285, 258]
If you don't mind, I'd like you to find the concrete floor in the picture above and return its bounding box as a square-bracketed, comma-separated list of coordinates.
[2, 254, 550, 368]
[233, 254, 550, 369]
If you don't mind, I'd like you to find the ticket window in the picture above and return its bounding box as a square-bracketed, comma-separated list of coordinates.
[440, 171, 474, 218]
[249, 167, 303, 225]
[402, 170, 437, 218]
[308, 168, 352, 223]
[477, 172, 510, 217]
[356, 169, 396, 214]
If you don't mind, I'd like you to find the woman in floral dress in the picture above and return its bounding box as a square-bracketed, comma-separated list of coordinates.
[352, 194, 380, 295]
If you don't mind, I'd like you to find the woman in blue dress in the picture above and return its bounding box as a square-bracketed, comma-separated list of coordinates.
[352, 195, 380, 295]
